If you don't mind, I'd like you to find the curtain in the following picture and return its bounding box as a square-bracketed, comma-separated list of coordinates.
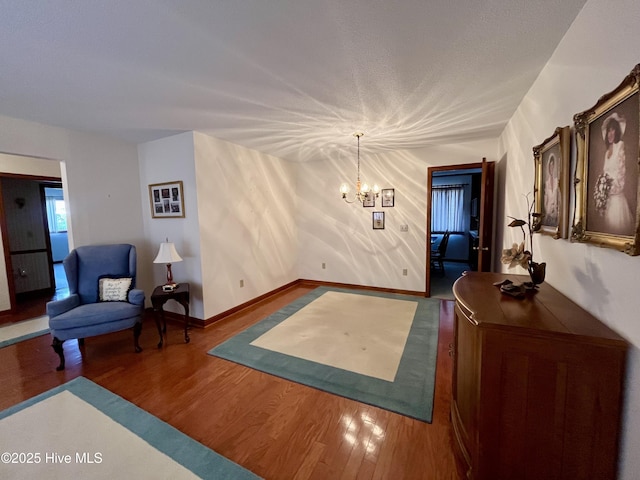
[45, 197, 67, 233]
[431, 186, 465, 232]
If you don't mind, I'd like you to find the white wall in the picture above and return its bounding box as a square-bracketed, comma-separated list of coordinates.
[138, 131, 299, 321]
[193, 132, 298, 319]
[0, 152, 61, 177]
[297, 139, 497, 292]
[0, 115, 146, 310]
[498, 0, 640, 476]
[138, 132, 203, 318]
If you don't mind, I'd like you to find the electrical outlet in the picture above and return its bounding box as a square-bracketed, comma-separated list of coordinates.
[400, 224, 409, 232]
[402, 269, 408, 276]
[322, 262, 326, 269]
[240, 279, 244, 288]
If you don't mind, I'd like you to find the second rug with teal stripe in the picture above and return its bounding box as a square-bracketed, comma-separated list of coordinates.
[208, 287, 440, 422]
[0, 377, 260, 479]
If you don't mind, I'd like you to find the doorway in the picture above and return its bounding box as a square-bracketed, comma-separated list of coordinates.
[426, 160, 495, 298]
[0, 175, 68, 318]
[43, 184, 69, 296]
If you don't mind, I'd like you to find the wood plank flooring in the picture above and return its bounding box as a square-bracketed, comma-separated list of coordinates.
[0, 285, 463, 480]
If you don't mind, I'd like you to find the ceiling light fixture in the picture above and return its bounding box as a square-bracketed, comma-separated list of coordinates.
[340, 132, 379, 204]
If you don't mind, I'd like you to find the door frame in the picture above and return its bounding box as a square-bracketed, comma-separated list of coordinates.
[0, 173, 62, 314]
[426, 159, 495, 297]
[40, 181, 64, 299]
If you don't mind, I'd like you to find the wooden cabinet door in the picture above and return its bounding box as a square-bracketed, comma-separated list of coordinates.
[451, 303, 481, 476]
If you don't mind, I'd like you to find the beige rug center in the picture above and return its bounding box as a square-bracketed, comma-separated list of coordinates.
[0, 391, 198, 479]
[250, 291, 418, 382]
[0, 315, 48, 343]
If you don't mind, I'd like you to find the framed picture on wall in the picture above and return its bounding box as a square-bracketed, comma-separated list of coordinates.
[372, 211, 385, 229]
[362, 192, 375, 207]
[533, 126, 570, 238]
[149, 181, 185, 218]
[381, 188, 395, 207]
[572, 64, 640, 255]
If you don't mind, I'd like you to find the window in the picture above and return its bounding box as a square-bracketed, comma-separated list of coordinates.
[431, 185, 465, 232]
[46, 195, 67, 233]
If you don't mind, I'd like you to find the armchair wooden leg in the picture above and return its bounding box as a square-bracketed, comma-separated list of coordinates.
[52, 337, 66, 371]
[133, 322, 142, 353]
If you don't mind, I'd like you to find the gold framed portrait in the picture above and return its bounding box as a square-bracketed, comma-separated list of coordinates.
[572, 64, 640, 255]
[533, 126, 571, 239]
[149, 180, 185, 218]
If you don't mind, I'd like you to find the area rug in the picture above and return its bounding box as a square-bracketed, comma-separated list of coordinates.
[0, 377, 260, 480]
[208, 287, 440, 422]
[0, 315, 49, 348]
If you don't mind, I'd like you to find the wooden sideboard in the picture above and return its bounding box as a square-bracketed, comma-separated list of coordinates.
[451, 272, 627, 480]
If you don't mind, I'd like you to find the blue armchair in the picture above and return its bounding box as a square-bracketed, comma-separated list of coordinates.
[46, 244, 145, 370]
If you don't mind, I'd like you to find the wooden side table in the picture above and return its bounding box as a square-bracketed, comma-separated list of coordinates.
[150, 283, 190, 348]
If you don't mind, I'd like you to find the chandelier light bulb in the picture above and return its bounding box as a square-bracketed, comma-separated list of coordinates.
[340, 183, 349, 195]
[361, 183, 370, 193]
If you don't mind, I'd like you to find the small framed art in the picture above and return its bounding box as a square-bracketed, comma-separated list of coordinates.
[372, 211, 385, 229]
[533, 126, 570, 238]
[149, 181, 185, 218]
[381, 188, 395, 207]
[572, 64, 640, 255]
[362, 192, 375, 207]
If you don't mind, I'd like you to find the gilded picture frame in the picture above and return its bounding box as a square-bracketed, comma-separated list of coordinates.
[572, 64, 640, 255]
[533, 126, 571, 238]
[149, 180, 185, 218]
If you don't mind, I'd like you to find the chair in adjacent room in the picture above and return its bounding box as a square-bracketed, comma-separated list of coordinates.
[46, 244, 145, 371]
[431, 231, 451, 274]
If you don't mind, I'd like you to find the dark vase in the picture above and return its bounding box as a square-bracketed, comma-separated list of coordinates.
[528, 261, 546, 285]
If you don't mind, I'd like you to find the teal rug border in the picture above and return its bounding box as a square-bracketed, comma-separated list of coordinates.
[208, 287, 440, 422]
[0, 329, 49, 349]
[0, 377, 261, 480]
[0, 317, 49, 349]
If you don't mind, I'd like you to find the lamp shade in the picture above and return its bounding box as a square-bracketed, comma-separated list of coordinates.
[153, 242, 183, 264]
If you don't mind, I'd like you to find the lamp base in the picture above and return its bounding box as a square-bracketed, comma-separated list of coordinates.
[163, 263, 178, 291]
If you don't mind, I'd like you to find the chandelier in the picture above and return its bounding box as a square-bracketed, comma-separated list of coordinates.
[340, 132, 379, 204]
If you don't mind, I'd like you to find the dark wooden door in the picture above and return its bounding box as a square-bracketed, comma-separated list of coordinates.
[477, 159, 495, 272]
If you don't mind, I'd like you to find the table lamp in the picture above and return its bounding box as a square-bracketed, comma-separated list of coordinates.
[153, 239, 182, 290]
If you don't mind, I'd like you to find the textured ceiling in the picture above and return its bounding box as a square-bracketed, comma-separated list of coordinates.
[0, 0, 586, 162]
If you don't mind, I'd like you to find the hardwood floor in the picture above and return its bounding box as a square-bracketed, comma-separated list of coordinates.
[0, 274, 68, 325]
[0, 285, 462, 480]
[0, 295, 49, 325]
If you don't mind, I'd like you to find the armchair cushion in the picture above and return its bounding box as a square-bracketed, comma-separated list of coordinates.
[49, 301, 142, 331]
[98, 276, 133, 302]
